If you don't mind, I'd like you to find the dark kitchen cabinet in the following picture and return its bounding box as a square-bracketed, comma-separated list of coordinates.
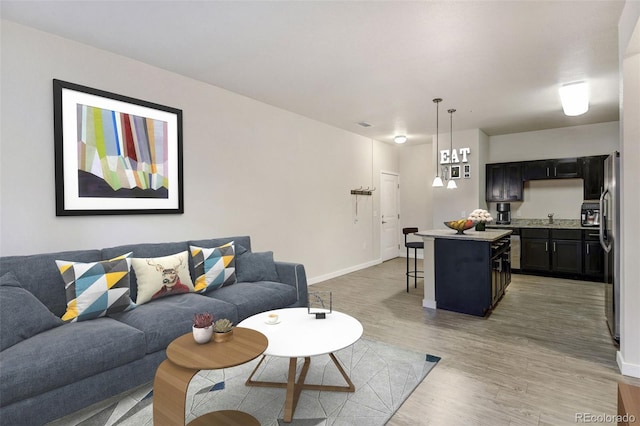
[486, 162, 523, 202]
[523, 160, 553, 180]
[583, 230, 605, 279]
[521, 229, 582, 275]
[523, 158, 580, 180]
[550, 229, 582, 275]
[554, 158, 581, 178]
[582, 155, 607, 200]
[520, 229, 550, 271]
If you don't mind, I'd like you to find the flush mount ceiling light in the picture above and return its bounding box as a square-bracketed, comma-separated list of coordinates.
[432, 98, 444, 187]
[394, 135, 407, 144]
[559, 81, 589, 116]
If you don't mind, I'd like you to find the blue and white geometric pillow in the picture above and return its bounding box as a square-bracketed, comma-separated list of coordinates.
[190, 242, 236, 293]
[55, 252, 136, 322]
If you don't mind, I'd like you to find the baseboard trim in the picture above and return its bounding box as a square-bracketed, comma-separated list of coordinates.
[617, 351, 640, 378]
[308, 259, 382, 285]
[423, 299, 436, 309]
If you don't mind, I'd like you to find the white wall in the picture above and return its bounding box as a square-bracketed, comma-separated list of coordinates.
[432, 129, 489, 228]
[487, 122, 620, 220]
[488, 122, 620, 163]
[0, 21, 394, 283]
[618, 1, 640, 379]
[399, 143, 431, 248]
[516, 179, 584, 219]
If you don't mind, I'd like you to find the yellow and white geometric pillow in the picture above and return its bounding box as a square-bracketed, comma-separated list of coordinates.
[56, 252, 135, 322]
[190, 242, 236, 293]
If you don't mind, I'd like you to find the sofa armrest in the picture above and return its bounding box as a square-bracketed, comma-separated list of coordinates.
[274, 262, 308, 307]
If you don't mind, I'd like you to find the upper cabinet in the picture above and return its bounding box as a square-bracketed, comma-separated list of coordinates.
[523, 158, 580, 180]
[581, 155, 607, 200]
[486, 162, 523, 202]
[485, 155, 607, 203]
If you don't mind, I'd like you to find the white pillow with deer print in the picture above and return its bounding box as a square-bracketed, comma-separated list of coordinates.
[131, 251, 194, 306]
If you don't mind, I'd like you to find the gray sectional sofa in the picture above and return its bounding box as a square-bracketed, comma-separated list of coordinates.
[0, 236, 308, 425]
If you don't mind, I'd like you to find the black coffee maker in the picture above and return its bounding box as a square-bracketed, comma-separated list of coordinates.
[496, 203, 511, 224]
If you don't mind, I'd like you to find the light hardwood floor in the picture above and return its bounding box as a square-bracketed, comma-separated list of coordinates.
[310, 258, 640, 425]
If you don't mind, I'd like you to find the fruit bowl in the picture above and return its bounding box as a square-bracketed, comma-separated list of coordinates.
[444, 219, 476, 234]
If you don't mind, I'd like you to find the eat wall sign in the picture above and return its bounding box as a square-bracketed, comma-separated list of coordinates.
[440, 147, 471, 164]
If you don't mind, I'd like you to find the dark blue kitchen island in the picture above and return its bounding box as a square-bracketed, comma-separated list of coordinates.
[416, 229, 512, 316]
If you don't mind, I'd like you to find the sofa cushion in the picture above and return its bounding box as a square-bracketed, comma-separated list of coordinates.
[101, 241, 190, 302]
[236, 250, 279, 282]
[109, 293, 238, 353]
[188, 236, 252, 253]
[131, 251, 194, 306]
[0, 272, 64, 351]
[55, 252, 136, 322]
[0, 249, 102, 317]
[0, 317, 145, 406]
[207, 281, 297, 320]
[190, 242, 236, 293]
[188, 236, 251, 284]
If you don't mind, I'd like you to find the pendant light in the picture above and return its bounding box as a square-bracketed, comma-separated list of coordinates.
[431, 98, 444, 187]
[446, 108, 457, 190]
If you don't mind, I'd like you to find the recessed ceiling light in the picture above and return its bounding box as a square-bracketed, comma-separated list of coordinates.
[394, 135, 407, 144]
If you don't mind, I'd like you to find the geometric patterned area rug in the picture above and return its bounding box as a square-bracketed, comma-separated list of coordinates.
[48, 338, 440, 426]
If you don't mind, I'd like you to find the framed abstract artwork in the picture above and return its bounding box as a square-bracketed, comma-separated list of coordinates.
[53, 79, 183, 216]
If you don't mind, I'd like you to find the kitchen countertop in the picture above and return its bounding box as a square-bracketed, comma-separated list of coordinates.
[486, 219, 598, 230]
[416, 229, 512, 242]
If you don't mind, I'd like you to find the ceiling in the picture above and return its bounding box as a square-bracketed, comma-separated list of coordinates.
[0, 0, 625, 145]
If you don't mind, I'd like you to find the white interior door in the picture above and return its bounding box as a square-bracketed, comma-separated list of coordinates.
[380, 172, 399, 261]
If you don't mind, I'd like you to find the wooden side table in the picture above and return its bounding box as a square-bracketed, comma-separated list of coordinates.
[153, 327, 268, 426]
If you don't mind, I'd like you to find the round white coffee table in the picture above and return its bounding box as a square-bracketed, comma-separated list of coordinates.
[238, 307, 363, 423]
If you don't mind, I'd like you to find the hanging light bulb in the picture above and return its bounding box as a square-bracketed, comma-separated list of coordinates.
[447, 108, 457, 190]
[432, 98, 444, 187]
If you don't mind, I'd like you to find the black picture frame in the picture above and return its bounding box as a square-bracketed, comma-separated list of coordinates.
[451, 165, 461, 179]
[53, 79, 183, 216]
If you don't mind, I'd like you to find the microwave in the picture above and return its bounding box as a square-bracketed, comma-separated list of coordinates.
[581, 202, 600, 227]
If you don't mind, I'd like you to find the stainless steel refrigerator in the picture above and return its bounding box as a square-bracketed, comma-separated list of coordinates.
[600, 151, 620, 341]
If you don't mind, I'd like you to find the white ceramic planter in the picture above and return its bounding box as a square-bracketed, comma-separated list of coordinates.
[192, 325, 213, 344]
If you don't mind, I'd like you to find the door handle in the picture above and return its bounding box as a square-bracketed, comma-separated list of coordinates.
[545, 242, 548, 252]
[382, 221, 387, 224]
[599, 188, 611, 253]
[553, 242, 556, 252]
[586, 244, 590, 255]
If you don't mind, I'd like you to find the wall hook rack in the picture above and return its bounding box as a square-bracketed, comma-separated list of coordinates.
[350, 186, 375, 196]
[351, 186, 375, 218]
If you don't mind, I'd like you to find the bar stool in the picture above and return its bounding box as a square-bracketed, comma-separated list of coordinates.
[403, 227, 424, 292]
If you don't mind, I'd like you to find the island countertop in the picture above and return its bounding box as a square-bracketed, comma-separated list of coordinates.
[416, 229, 512, 242]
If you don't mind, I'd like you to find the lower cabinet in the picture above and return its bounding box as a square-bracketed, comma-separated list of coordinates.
[520, 228, 603, 280]
[583, 230, 605, 280]
[521, 229, 551, 272]
[550, 230, 582, 275]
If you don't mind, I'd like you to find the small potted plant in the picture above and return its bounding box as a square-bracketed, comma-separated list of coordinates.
[192, 312, 214, 344]
[212, 318, 234, 343]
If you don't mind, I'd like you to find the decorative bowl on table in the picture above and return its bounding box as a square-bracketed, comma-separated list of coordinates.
[444, 219, 476, 234]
